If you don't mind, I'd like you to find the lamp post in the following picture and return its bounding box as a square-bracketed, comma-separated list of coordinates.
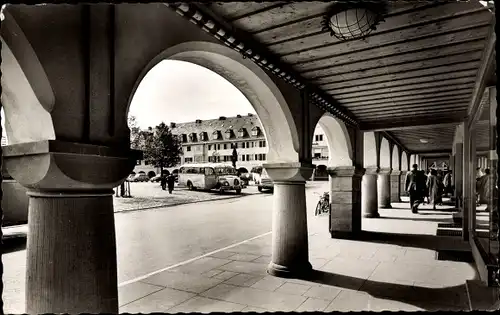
[231, 144, 238, 170]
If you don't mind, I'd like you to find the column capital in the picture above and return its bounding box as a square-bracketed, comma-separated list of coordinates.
[364, 167, 380, 175]
[2, 140, 141, 192]
[327, 166, 365, 177]
[378, 168, 392, 175]
[262, 162, 314, 182]
[391, 170, 402, 176]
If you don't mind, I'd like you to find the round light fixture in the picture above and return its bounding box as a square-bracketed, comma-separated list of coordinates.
[322, 1, 388, 41]
[419, 139, 429, 144]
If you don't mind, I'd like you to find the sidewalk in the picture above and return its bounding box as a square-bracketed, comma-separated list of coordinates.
[118, 196, 478, 312]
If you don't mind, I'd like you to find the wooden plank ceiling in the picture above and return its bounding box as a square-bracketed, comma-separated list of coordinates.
[204, 1, 494, 153]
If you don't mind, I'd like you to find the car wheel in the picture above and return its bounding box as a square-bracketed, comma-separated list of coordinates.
[187, 181, 193, 190]
[258, 186, 263, 192]
[235, 189, 241, 194]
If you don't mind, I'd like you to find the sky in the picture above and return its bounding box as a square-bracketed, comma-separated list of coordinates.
[128, 60, 256, 129]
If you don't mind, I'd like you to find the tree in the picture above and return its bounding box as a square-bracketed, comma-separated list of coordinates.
[143, 122, 183, 176]
[128, 115, 149, 150]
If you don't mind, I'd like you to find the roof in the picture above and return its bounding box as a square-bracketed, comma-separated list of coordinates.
[170, 114, 264, 139]
[179, 163, 235, 168]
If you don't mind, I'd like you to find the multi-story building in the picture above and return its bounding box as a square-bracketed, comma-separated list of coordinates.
[133, 114, 328, 175]
[311, 124, 328, 165]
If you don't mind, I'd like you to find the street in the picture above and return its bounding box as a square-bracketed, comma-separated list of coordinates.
[2, 181, 328, 313]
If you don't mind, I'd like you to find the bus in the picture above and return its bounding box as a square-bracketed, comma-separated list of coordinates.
[178, 163, 245, 194]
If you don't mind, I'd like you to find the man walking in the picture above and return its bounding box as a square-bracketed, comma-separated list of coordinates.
[405, 164, 422, 213]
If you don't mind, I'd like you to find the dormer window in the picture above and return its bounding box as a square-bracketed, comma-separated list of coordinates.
[238, 128, 247, 138]
[189, 133, 197, 142]
[181, 134, 188, 143]
[251, 126, 261, 137]
[225, 129, 234, 139]
[199, 132, 208, 141]
[212, 130, 221, 140]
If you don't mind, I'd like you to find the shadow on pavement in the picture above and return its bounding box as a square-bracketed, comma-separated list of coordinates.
[301, 270, 473, 311]
[2, 236, 27, 254]
[349, 231, 471, 252]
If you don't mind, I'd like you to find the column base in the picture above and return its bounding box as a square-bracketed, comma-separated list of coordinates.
[379, 204, 392, 209]
[330, 230, 362, 240]
[267, 261, 313, 279]
[364, 212, 380, 218]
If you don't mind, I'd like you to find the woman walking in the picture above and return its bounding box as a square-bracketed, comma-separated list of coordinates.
[426, 169, 439, 210]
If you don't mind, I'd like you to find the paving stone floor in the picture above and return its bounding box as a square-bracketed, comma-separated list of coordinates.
[119, 199, 478, 312]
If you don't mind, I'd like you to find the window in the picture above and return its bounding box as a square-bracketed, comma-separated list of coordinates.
[315, 135, 323, 141]
[217, 144, 221, 150]
[246, 154, 250, 161]
[205, 168, 214, 176]
[263, 154, 266, 160]
[314, 153, 321, 158]
[136, 160, 141, 165]
[189, 133, 197, 142]
[224, 143, 227, 150]
[255, 154, 258, 160]
[184, 157, 193, 163]
[246, 142, 250, 149]
[145, 161, 149, 165]
[251, 142, 255, 148]
[208, 144, 212, 150]
[182, 134, 188, 143]
[186, 146, 191, 152]
[251, 126, 260, 136]
[242, 155, 246, 161]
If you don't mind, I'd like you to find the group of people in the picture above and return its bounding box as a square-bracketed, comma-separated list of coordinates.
[160, 174, 176, 194]
[405, 164, 454, 213]
[476, 167, 492, 208]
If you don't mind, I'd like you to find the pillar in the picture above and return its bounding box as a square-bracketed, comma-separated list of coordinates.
[400, 170, 408, 199]
[327, 166, 364, 239]
[264, 162, 314, 278]
[362, 167, 380, 218]
[377, 168, 392, 208]
[2, 141, 137, 313]
[390, 170, 401, 203]
[463, 124, 472, 241]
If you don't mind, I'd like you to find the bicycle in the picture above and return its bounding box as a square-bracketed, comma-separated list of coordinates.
[315, 192, 330, 216]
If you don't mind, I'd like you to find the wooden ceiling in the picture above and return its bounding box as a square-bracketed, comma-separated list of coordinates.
[202, 1, 495, 153]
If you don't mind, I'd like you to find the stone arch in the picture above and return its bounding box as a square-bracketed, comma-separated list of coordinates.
[401, 151, 408, 171]
[126, 41, 300, 163]
[392, 147, 400, 171]
[315, 112, 353, 167]
[364, 132, 377, 168]
[1, 12, 55, 145]
[380, 137, 391, 169]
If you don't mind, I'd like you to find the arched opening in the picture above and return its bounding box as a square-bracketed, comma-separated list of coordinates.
[380, 137, 391, 169]
[401, 151, 409, 171]
[147, 171, 156, 178]
[238, 167, 249, 174]
[392, 146, 400, 171]
[127, 41, 299, 165]
[364, 132, 377, 168]
[311, 112, 353, 181]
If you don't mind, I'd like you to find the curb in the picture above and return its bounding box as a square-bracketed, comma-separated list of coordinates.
[114, 192, 262, 214]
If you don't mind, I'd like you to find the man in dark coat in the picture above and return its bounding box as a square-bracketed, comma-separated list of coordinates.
[405, 164, 423, 214]
[160, 175, 167, 191]
[167, 174, 176, 194]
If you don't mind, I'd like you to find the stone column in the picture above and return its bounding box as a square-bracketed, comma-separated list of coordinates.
[377, 168, 392, 208]
[263, 162, 314, 278]
[400, 170, 408, 199]
[390, 170, 401, 203]
[362, 167, 380, 218]
[327, 166, 364, 239]
[3, 140, 137, 313]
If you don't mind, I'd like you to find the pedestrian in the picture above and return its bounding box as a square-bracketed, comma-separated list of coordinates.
[477, 168, 492, 207]
[426, 169, 439, 210]
[443, 170, 452, 196]
[161, 175, 167, 191]
[405, 164, 422, 214]
[167, 174, 176, 194]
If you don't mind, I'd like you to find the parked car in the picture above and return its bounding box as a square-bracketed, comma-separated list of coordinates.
[150, 175, 163, 182]
[130, 173, 150, 182]
[258, 168, 274, 192]
[239, 172, 251, 186]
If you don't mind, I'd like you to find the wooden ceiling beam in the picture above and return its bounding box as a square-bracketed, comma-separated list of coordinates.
[381, 131, 411, 153]
[340, 90, 473, 107]
[361, 119, 463, 132]
[328, 77, 476, 98]
[467, 17, 496, 128]
[321, 70, 478, 93]
[337, 84, 474, 104]
[352, 103, 469, 116]
[208, 2, 285, 21]
[305, 50, 482, 81]
[277, 9, 490, 61]
[355, 107, 468, 120]
[345, 94, 471, 110]
[314, 60, 480, 87]
[256, 2, 439, 45]
[350, 102, 469, 115]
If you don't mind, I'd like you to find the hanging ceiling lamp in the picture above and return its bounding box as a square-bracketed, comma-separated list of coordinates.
[322, 1, 388, 41]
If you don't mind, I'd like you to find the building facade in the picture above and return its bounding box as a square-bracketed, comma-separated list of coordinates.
[134, 114, 329, 175]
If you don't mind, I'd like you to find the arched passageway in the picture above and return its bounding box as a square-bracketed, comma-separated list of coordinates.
[362, 132, 379, 218]
[378, 137, 392, 208]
